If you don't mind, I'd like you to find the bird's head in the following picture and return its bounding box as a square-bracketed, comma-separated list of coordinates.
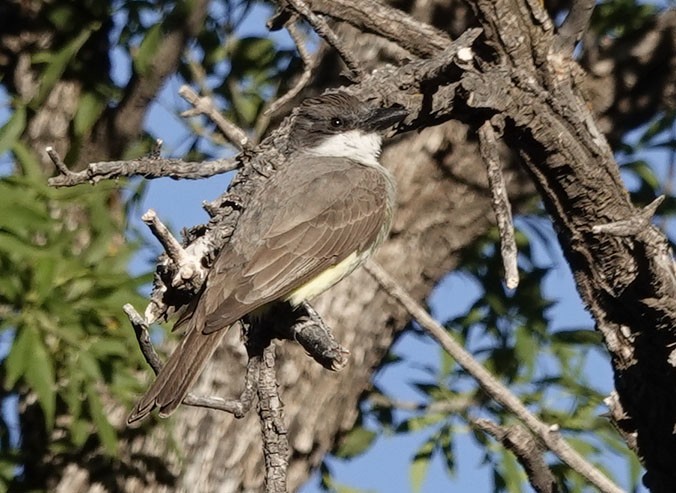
[288, 92, 407, 165]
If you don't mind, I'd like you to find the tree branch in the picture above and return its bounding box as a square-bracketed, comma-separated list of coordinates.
[285, 0, 363, 80]
[46, 146, 238, 188]
[111, 0, 210, 146]
[179, 85, 252, 151]
[257, 342, 289, 493]
[264, 21, 318, 118]
[478, 119, 519, 289]
[472, 418, 558, 493]
[304, 0, 450, 57]
[554, 0, 596, 55]
[363, 260, 623, 493]
[123, 304, 256, 417]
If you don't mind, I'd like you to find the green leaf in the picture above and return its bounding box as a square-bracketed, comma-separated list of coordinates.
[638, 111, 675, 145]
[438, 425, 455, 476]
[334, 427, 377, 459]
[551, 329, 602, 346]
[500, 448, 525, 493]
[86, 383, 118, 456]
[0, 106, 26, 156]
[622, 160, 660, 190]
[24, 331, 56, 431]
[11, 141, 44, 180]
[229, 88, 263, 127]
[396, 413, 445, 433]
[410, 436, 436, 493]
[228, 37, 276, 76]
[133, 23, 163, 76]
[35, 26, 96, 105]
[73, 91, 107, 137]
[4, 328, 31, 388]
[47, 4, 77, 30]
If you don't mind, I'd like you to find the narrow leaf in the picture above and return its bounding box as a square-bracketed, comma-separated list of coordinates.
[24, 330, 56, 431]
[0, 106, 26, 156]
[410, 436, 436, 493]
[334, 427, 377, 459]
[87, 383, 118, 456]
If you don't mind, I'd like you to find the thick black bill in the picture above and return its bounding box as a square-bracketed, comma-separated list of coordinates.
[366, 104, 408, 132]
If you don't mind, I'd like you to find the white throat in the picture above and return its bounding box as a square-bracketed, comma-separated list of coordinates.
[307, 130, 382, 166]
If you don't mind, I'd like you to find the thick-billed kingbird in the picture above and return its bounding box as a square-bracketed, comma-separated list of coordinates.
[128, 92, 407, 423]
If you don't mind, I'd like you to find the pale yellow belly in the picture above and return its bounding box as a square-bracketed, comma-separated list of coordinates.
[284, 250, 369, 306]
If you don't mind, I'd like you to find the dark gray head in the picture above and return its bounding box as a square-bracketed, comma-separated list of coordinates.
[287, 92, 407, 164]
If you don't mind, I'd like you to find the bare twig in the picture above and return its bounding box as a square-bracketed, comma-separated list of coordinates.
[285, 0, 363, 81]
[473, 419, 558, 493]
[301, 0, 449, 57]
[184, 348, 260, 418]
[179, 85, 252, 151]
[124, 304, 163, 375]
[45, 146, 75, 177]
[264, 22, 318, 117]
[249, 302, 350, 371]
[603, 391, 639, 454]
[141, 210, 186, 268]
[257, 342, 289, 493]
[46, 147, 238, 188]
[478, 120, 519, 289]
[124, 304, 256, 417]
[363, 260, 624, 493]
[554, 0, 596, 54]
[592, 195, 664, 236]
[368, 393, 474, 414]
[288, 301, 350, 370]
[141, 209, 207, 288]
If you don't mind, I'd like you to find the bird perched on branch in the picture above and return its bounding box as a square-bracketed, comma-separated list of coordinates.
[128, 92, 407, 423]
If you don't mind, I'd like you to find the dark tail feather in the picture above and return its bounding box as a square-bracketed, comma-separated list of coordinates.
[127, 323, 229, 424]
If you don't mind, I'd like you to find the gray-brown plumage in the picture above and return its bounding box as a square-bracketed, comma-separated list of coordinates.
[127, 93, 407, 423]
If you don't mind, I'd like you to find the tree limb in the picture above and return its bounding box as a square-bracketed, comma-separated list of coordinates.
[46, 147, 238, 188]
[363, 260, 623, 493]
[478, 119, 519, 289]
[472, 418, 558, 493]
[285, 0, 364, 80]
[554, 0, 596, 54]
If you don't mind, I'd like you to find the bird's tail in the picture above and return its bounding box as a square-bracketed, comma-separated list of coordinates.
[127, 322, 229, 424]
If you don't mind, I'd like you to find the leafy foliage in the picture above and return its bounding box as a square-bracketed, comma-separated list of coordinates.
[0, 165, 150, 484]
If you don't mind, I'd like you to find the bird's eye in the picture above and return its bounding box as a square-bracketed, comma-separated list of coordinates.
[330, 117, 343, 128]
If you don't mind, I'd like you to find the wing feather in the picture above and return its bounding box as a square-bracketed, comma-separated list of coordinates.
[201, 158, 391, 333]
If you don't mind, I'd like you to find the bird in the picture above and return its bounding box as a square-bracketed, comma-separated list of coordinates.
[127, 92, 407, 424]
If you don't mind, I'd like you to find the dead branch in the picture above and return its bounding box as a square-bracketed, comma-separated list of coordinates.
[478, 119, 519, 289]
[273, 301, 351, 371]
[363, 260, 623, 493]
[46, 147, 238, 188]
[123, 304, 256, 417]
[257, 342, 289, 493]
[284, 0, 364, 80]
[179, 85, 252, 151]
[591, 195, 665, 237]
[473, 418, 558, 493]
[554, 0, 596, 54]
[302, 0, 449, 57]
[264, 22, 318, 118]
[142, 209, 207, 289]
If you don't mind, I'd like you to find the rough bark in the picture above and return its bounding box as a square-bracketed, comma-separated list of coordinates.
[38, 1, 676, 492]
